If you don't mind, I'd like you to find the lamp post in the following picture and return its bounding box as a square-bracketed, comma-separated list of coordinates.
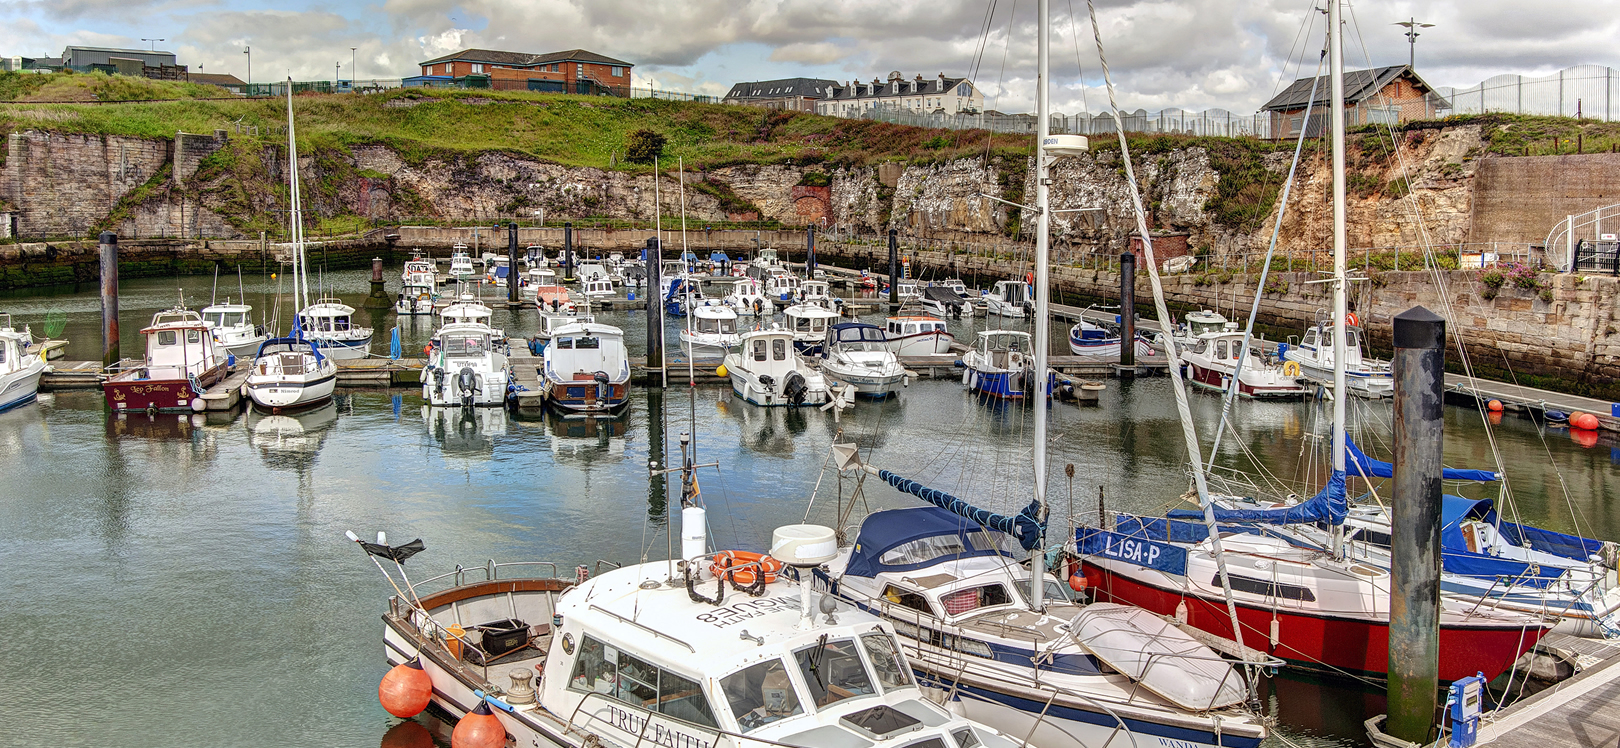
[335, 61, 342, 88]
[350, 47, 357, 88]
[1394, 18, 1435, 70]
[141, 38, 165, 52]
[244, 47, 251, 86]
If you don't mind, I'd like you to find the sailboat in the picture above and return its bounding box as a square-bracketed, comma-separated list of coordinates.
[1072, 4, 1547, 682]
[245, 82, 338, 412]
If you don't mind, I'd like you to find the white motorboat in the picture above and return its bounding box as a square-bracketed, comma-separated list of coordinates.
[298, 299, 373, 361]
[1067, 318, 1154, 358]
[722, 328, 835, 407]
[763, 272, 801, 310]
[893, 280, 921, 303]
[724, 277, 772, 316]
[1182, 330, 1307, 399]
[1175, 309, 1228, 347]
[962, 330, 1048, 400]
[541, 322, 630, 413]
[422, 322, 510, 407]
[783, 304, 840, 355]
[448, 245, 477, 280]
[679, 304, 741, 359]
[798, 279, 843, 313]
[245, 336, 337, 411]
[397, 278, 437, 316]
[819, 323, 907, 398]
[200, 302, 267, 360]
[983, 279, 1032, 318]
[882, 316, 955, 356]
[102, 307, 228, 412]
[580, 276, 615, 299]
[918, 285, 967, 319]
[0, 314, 47, 412]
[1282, 311, 1393, 397]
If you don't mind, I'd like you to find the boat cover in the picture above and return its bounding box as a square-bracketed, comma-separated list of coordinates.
[709, 252, 731, 263]
[254, 336, 327, 362]
[876, 469, 1044, 551]
[845, 506, 1024, 578]
[493, 266, 510, 279]
[1069, 604, 1247, 710]
[1165, 470, 1348, 527]
[923, 286, 964, 304]
[1347, 436, 1500, 482]
[1439, 494, 1601, 585]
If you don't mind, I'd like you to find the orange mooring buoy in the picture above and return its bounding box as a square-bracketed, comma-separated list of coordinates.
[378, 659, 433, 718]
[451, 701, 506, 748]
[1068, 573, 1089, 593]
[1573, 412, 1601, 431]
[1487, 399, 1504, 413]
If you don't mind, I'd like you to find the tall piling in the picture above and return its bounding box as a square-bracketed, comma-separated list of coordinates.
[506, 222, 520, 305]
[364, 257, 390, 309]
[563, 222, 574, 282]
[99, 231, 120, 366]
[888, 229, 899, 311]
[646, 237, 664, 386]
[1119, 251, 1137, 370]
[1387, 305, 1446, 744]
[806, 225, 817, 276]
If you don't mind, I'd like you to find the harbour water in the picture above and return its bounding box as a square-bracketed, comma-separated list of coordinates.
[1, 267, 1614, 747]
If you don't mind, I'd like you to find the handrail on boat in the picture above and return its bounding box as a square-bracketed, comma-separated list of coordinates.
[590, 604, 697, 653]
[406, 559, 568, 600]
[566, 691, 829, 748]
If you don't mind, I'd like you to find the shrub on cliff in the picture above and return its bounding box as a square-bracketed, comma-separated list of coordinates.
[625, 129, 667, 164]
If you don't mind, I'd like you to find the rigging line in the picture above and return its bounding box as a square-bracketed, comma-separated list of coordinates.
[1063, 0, 1089, 115]
[1086, 0, 1253, 669]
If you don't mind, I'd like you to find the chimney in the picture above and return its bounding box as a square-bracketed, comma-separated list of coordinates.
[937, 73, 946, 91]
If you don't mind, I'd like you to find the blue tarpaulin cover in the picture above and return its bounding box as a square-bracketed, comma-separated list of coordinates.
[1164, 471, 1349, 527]
[1440, 494, 1600, 585]
[845, 506, 1021, 578]
[1346, 436, 1500, 482]
[876, 469, 1044, 551]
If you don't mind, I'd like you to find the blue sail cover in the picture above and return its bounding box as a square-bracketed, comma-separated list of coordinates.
[1442, 494, 1604, 568]
[1346, 436, 1500, 482]
[876, 469, 1045, 551]
[845, 506, 1022, 578]
[1165, 470, 1349, 526]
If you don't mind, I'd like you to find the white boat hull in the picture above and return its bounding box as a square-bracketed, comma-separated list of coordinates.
[885, 331, 954, 356]
[246, 371, 336, 410]
[308, 334, 373, 361]
[821, 362, 905, 397]
[0, 362, 46, 412]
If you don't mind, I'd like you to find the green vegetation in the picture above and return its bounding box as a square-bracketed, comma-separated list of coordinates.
[1386, 112, 1620, 156]
[0, 70, 227, 103]
[796, 171, 831, 187]
[687, 177, 765, 219]
[1090, 133, 1291, 233]
[624, 128, 666, 163]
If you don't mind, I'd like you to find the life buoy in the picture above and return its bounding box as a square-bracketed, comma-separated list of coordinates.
[710, 550, 783, 586]
[423, 344, 433, 356]
[1346, 312, 1360, 328]
[1025, 271, 1034, 286]
[1282, 361, 1301, 377]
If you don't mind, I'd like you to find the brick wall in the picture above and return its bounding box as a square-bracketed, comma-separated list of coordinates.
[0, 131, 171, 238]
[1469, 153, 1620, 247]
[173, 130, 228, 186]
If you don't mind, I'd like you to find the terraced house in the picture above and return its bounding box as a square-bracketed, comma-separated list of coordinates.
[408, 48, 633, 95]
[815, 72, 983, 117]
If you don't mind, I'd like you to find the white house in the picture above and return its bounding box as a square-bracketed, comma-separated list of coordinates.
[815, 72, 983, 118]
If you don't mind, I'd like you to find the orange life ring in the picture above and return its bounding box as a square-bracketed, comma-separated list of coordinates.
[1025, 271, 1034, 286]
[423, 344, 433, 355]
[1346, 312, 1360, 328]
[710, 550, 783, 586]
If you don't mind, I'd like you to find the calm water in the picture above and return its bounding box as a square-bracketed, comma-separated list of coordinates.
[1, 266, 1615, 748]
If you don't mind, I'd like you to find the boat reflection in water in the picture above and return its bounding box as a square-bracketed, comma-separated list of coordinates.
[543, 405, 627, 460]
[715, 391, 812, 456]
[244, 401, 339, 472]
[103, 409, 223, 466]
[422, 404, 507, 457]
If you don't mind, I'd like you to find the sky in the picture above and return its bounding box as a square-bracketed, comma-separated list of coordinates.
[2, 0, 1616, 114]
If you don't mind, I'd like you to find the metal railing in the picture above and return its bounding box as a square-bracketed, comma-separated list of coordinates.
[854, 107, 1272, 138]
[1437, 64, 1620, 121]
[1546, 203, 1620, 271]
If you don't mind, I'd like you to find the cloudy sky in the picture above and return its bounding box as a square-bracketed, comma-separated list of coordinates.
[2, 0, 1615, 114]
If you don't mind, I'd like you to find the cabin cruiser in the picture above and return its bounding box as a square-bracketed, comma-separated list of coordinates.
[1182, 330, 1306, 399]
[983, 280, 1031, 318]
[448, 245, 477, 280]
[0, 314, 47, 412]
[422, 322, 510, 407]
[783, 305, 840, 355]
[245, 337, 337, 411]
[438, 297, 504, 340]
[398, 256, 438, 315]
[541, 322, 630, 413]
[892, 280, 921, 303]
[750, 247, 784, 273]
[662, 276, 707, 318]
[577, 262, 612, 286]
[1282, 312, 1393, 397]
[580, 276, 616, 299]
[1175, 309, 1228, 348]
[883, 316, 954, 356]
[919, 285, 967, 319]
[1067, 318, 1153, 358]
[962, 330, 1052, 400]
[724, 277, 772, 316]
[522, 266, 557, 298]
[723, 328, 835, 407]
[820, 323, 908, 398]
[679, 304, 742, 358]
[298, 299, 373, 361]
[821, 500, 1270, 748]
[798, 279, 842, 313]
[199, 302, 267, 359]
[103, 307, 228, 412]
[764, 273, 801, 310]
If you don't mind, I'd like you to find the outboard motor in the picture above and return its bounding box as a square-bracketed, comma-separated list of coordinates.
[783, 370, 809, 406]
[457, 366, 478, 408]
[593, 370, 611, 406]
[430, 366, 446, 399]
[758, 374, 776, 399]
[951, 300, 963, 319]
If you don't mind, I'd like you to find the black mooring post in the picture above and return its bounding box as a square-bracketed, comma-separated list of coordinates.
[806, 225, 817, 276]
[563, 222, 574, 282]
[646, 237, 664, 385]
[1120, 251, 1137, 368]
[888, 229, 899, 310]
[1388, 305, 1445, 744]
[507, 222, 520, 304]
[99, 231, 119, 366]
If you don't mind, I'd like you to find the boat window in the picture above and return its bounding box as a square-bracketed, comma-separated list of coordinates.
[940, 584, 1013, 615]
[1192, 339, 1208, 354]
[793, 637, 876, 708]
[187, 330, 202, 344]
[1214, 573, 1316, 602]
[1301, 329, 1317, 347]
[719, 319, 737, 334]
[444, 335, 486, 356]
[1215, 340, 1229, 359]
[721, 658, 803, 732]
[951, 728, 981, 748]
[797, 317, 813, 332]
[0, 344, 6, 364]
[753, 340, 768, 362]
[901, 739, 948, 748]
[157, 331, 178, 346]
[859, 632, 914, 691]
[772, 339, 786, 361]
[881, 584, 933, 615]
[878, 534, 969, 566]
[1346, 329, 1359, 348]
[574, 336, 601, 350]
[570, 635, 719, 729]
[963, 529, 1020, 557]
[658, 669, 718, 728]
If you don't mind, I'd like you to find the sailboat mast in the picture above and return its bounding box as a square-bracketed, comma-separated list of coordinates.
[1029, 0, 1051, 612]
[1328, 0, 1349, 556]
[284, 80, 305, 321]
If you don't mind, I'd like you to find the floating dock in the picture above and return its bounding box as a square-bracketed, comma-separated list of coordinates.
[1474, 636, 1620, 747]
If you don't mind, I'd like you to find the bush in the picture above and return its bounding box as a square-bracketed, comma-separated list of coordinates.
[796, 171, 831, 187]
[1539, 289, 1554, 304]
[1505, 262, 1543, 291]
[1479, 268, 1506, 290]
[624, 129, 667, 164]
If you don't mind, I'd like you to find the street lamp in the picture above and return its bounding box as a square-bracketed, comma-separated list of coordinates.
[351, 47, 357, 86]
[335, 61, 342, 88]
[244, 46, 251, 86]
[1394, 18, 1435, 70]
[141, 38, 165, 52]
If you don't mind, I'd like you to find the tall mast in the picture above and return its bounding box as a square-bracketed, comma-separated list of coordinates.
[284, 79, 306, 318]
[1328, 0, 1349, 556]
[1029, 0, 1051, 612]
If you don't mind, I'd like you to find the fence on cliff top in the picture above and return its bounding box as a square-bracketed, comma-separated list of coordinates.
[861, 107, 1273, 138]
[1436, 64, 1620, 121]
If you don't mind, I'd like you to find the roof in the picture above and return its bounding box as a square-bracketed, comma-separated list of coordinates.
[188, 72, 245, 87]
[1261, 65, 1443, 112]
[419, 48, 632, 68]
[823, 75, 972, 102]
[64, 45, 175, 56]
[723, 77, 839, 101]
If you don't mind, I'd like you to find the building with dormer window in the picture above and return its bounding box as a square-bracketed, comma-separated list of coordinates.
[814, 72, 983, 118]
[722, 78, 840, 112]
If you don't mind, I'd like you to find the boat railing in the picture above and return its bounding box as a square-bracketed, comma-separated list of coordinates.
[405, 559, 565, 600]
[566, 690, 838, 748]
[921, 655, 1141, 748]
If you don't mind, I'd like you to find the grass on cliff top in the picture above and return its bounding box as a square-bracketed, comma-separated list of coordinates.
[0, 70, 229, 103]
[1381, 112, 1620, 156]
[0, 78, 1034, 170]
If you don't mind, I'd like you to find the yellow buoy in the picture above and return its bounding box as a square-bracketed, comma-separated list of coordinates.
[716, 364, 728, 378]
[271, 273, 278, 280]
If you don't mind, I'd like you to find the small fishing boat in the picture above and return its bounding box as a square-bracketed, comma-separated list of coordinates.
[1182, 330, 1307, 399]
[200, 302, 267, 359]
[298, 299, 373, 361]
[1067, 318, 1154, 358]
[983, 279, 1031, 318]
[1174, 309, 1228, 347]
[882, 316, 954, 356]
[0, 314, 47, 412]
[819, 323, 907, 398]
[521, 267, 556, 298]
[422, 322, 510, 408]
[961, 330, 1049, 400]
[397, 257, 438, 315]
[448, 245, 477, 280]
[580, 276, 615, 299]
[722, 328, 834, 407]
[1281, 311, 1393, 398]
[798, 279, 842, 313]
[103, 308, 228, 413]
[679, 304, 741, 359]
[245, 336, 337, 411]
[438, 292, 505, 340]
[541, 322, 630, 413]
[919, 285, 967, 319]
[892, 280, 921, 303]
[724, 277, 772, 316]
[783, 304, 840, 355]
[764, 272, 801, 309]
[661, 276, 706, 318]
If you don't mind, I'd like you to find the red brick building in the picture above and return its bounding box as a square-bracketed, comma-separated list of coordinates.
[414, 48, 633, 95]
[1262, 65, 1449, 139]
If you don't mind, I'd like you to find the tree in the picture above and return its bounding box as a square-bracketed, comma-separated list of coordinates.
[625, 129, 667, 164]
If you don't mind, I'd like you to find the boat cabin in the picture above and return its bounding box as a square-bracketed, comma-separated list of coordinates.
[692, 305, 738, 335]
[739, 330, 803, 378]
[437, 324, 495, 360]
[802, 280, 832, 300]
[298, 302, 358, 334]
[548, 324, 628, 376]
[990, 280, 1030, 305]
[786, 306, 838, 337]
[440, 301, 493, 327]
[974, 330, 1032, 368]
[141, 310, 223, 379]
[1184, 310, 1228, 338]
[825, 323, 888, 353]
[581, 278, 615, 297]
[887, 317, 948, 338]
[1299, 323, 1366, 366]
[201, 304, 252, 332]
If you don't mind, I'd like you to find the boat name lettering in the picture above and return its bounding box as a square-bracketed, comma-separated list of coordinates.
[694, 595, 798, 628]
[1076, 529, 1188, 576]
[603, 704, 713, 748]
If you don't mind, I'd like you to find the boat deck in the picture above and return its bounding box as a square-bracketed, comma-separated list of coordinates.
[198, 366, 249, 411]
[1477, 641, 1620, 747]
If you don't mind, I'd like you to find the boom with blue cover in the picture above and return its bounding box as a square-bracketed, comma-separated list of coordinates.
[1346, 435, 1499, 482]
[877, 469, 1045, 550]
[1167, 470, 1348, 527]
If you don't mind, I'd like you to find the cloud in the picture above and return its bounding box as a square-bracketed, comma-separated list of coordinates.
[769, 42, 846, 65]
